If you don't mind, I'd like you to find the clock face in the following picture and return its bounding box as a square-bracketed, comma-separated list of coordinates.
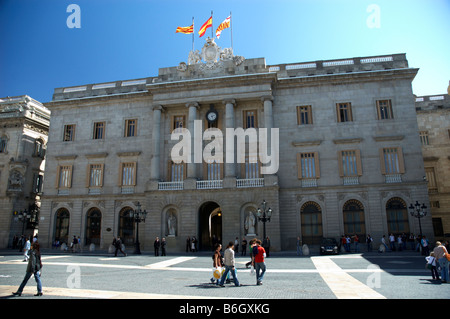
[206, 111, 217, 122]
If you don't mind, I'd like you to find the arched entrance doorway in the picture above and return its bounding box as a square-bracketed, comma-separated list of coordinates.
[199, 201, 222, 251]
[86, 208, 102, 245]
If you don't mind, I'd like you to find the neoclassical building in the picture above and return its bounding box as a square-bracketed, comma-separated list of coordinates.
[416, 92, 450, 240]
[0, 95, 50, 248]
[38, 39, 433, 252]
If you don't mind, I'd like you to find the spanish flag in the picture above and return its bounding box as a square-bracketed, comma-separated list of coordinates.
[215, 16, 230, 39]
[198, 16, 212, 37]
[176, 24, 194, 34]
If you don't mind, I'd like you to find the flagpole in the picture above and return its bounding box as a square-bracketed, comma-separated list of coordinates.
[211, 10, 214, 38]
[192, 16, 194, 52]
[230, 11, 233, 53]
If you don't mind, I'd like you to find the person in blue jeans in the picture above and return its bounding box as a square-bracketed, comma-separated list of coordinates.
[252, 239, 267, 285]
[433, 241, 449, 283]
[219, 242, 240, 287]
[13, 241, 43, 297]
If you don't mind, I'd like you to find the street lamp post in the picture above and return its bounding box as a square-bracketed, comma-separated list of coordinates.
[14, 209, 31, 236]
[129, 202, 147, 255]
[256, 200, 272, 240]
[409, 201, 427, 238]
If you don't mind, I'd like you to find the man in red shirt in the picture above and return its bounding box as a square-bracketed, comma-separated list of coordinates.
[251, 239, 266, 285]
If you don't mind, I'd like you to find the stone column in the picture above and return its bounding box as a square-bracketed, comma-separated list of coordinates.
[262, 95, 273, 131]
[186, 102, 199, 179]
[150, 105, 163, 180]
[223, 99, 236, 178]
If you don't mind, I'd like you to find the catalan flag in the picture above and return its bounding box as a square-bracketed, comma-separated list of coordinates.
[215, 16, 230, 39]
[176, 24, 194, 34]
[198, 16, 212, 37]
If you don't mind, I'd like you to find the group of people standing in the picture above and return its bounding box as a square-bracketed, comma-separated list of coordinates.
[211, 237, 267, 287]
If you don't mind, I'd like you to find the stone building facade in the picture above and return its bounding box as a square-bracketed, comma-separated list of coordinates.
[0, 95, 50, 248]
[38, 40, 433, 252]
[415, 93, 450, 240]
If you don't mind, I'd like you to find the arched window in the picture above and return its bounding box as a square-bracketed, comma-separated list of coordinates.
[86, 208, 102, 245]
[118, 207, 134, 246]
[54, 208, 70, 245]
[301, 202, 323, 245]
[343, 200, 366, 238]
[386, 197, 410, 235]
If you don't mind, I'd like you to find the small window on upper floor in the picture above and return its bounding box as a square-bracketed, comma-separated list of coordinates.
[63, 124, 76, 142]
[336, 102, 353, 123]
[376, 100, 394, 120]
[93, 122, 105, 140]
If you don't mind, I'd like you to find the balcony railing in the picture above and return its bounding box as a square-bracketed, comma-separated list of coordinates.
[385, 174, 402, 184]
[236, 178, 264, 188]
[196, 180, 223, 189]
[158, 181, 184, 191]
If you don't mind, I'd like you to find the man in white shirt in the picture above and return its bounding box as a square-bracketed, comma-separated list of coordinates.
[219, 242, 241, 287]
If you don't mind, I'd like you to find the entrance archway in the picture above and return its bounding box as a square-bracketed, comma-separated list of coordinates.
[199, 201, 222, 251]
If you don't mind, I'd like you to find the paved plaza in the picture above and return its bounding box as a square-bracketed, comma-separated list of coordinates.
[0, 249, 449, 301]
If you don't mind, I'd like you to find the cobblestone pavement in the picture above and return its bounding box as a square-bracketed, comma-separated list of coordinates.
[1, 249, 449, 301]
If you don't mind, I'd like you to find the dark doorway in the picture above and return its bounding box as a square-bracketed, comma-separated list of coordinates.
[199, 202, 222, 251]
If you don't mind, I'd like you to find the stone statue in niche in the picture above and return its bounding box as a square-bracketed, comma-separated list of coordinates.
[167, 211, 177, 236]
[244, 210, 256, 236]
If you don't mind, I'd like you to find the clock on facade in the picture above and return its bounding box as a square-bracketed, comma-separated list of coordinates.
[206, 109, 218, 123]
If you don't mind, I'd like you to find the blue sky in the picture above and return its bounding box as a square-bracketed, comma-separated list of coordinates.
[1, 0, 449, 103]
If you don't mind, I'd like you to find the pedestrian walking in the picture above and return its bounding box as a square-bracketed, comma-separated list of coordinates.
[433, 241, 449, 283]
[245, 238, 256, 268]
[113, 236, 127, 257]
[186, 236, 191, 252]
[381, 235, 388, 252]
[13, 241, 43, 297]
[210, 243, 223, 285]
[421, 236, 430, 256]
[353, 234, 360, 252]
[296, 236, 303, 256]
[252, 239, 266, 285]
[389, 233, 396, 251]
[161, 238, 167, 256]
[425, 252, 439, 281]
[22, 237, 31, 261]
[219, 242, 240, 287]
[366, 234, 373, 252]
[154, 237, 160, 256]
[234, 237, 239, 254]
[241, 237, 247, 256]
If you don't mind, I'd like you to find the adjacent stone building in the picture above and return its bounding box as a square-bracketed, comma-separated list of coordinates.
[38, 39, 433, 252]
[416, 93, 450, 240]
[0, 95, 50, 248]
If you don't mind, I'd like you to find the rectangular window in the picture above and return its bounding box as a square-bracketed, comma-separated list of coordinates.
[376, 100, 394, 120]
[297, 105, 313, 125]
[57, 165, 73, 188]
[173, 115, 185, 131]
[339, 150, 362, 177]
[425, 167, 437, 192]
[242, 156, 260, 179]
[170, 162, 186, 182]
[204, 161, 223, 180]
[297, 152, 320, 179]
[89, 164, 104, 187]
[380, 147, 405, 174]
[336, 102, 353, 123]
[419, 131, 429, 145]
[120, 162, 136, 186]
[93, 122, 105, 139]
[244, 110, 258, 128]
[63, 124, 76, 142]
[124, 119, 137, 137]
